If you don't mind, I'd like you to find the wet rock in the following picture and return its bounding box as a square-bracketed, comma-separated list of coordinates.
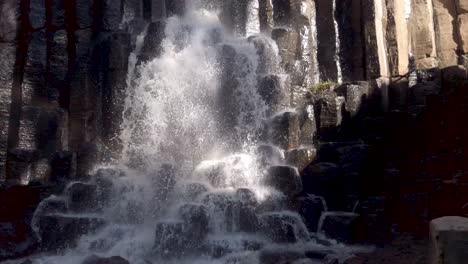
[255, 144, 284, 167]
[82, 255, 129, 264]
[154, 221, 187, 257]
[265, 166, 302, 196]
[267, 111, 300, 150]
[259, 248, 304, 264]
[298, 105, 317, 146]
[286, 147, 317, 172]
[335, 82, 370, 117]
[5, 149, 39, 184]
[259, 212, 310, 243]
[315, 0, 338, 81]
[39, 214, 106, 251]
[155, 163, 176, 199]
[67, 182, 98, 213]
[302, 162, 342, 208]
[193, 161, 227, 188]
[236, 188, 257, 207]
[430, 216, 468, 264]
[202, 192, 239, 232]
[0, 221, 38, 261]
[50, 151, 77, 182]
[139, 21, 166, 63]
[319, 212, 365, 244]
[298, 194, 327, 232]
[316, 93, 345, 140]
[236, 190, 260, 233]
[249, 36, 280, 74]
[178, 203, 209, 243]
[258, 75, 287, 114]
[271, 28, 299, 75]
[203, 238, 263, 259]
[39, 197, 68, 214]
[182, 182, 209, 201]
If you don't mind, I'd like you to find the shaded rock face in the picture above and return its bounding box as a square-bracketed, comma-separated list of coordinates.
[430, 216, 468, 264]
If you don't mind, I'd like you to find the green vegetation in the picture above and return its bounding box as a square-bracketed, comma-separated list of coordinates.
[310, 80, 337, 94]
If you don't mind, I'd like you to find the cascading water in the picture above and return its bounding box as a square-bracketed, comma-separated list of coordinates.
[17, 3, 367, 264]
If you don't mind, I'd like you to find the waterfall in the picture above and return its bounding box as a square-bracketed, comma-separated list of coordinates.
[21, 3, 368, 264]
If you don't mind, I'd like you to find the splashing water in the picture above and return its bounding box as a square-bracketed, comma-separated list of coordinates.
[21, 4, 367, 264]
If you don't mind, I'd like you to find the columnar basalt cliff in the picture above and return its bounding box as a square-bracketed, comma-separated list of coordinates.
[1, 0, 467, 184]
[0, 0, 467, 263]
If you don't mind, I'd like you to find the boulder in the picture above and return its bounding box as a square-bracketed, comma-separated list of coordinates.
[286, 147, 317, 172]
[82, 255, 129, 264]
[0, 221, 37, 261]
[38, 214, 106, 251]
[298, 195, 327, 232]
[430, 216, 468, 264]
[319, 212, 365, 243]
[259, 212, 310, 243]
[265, 166, 302, 195]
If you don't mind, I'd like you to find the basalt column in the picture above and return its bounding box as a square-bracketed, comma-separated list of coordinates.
[386, 0, 409, 76]
[0, 0, 20, 181]
[409, 0, 438, 69]
[432, 0, 462, 67]
[335, 0, 366, 81]
[315, 0, 339, 82]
